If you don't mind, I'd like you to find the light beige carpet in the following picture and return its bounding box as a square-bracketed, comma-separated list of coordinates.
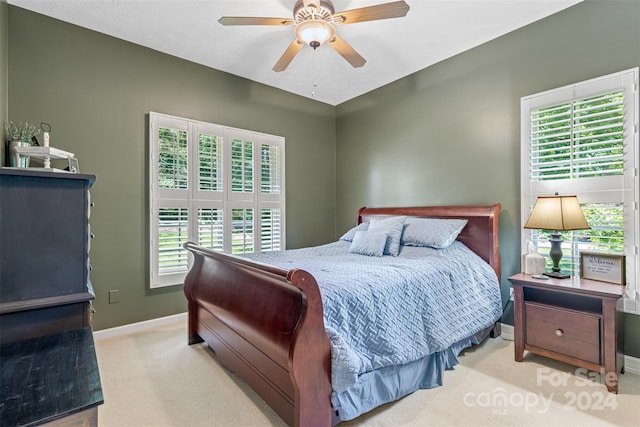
[95, 320, 639, 427]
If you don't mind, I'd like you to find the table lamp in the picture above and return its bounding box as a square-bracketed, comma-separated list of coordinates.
[524, 194, 590, 279]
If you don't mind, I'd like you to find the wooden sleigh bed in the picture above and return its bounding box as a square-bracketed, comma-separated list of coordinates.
[183, 204, 502, 426]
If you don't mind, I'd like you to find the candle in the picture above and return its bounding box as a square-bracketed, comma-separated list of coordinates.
[44, 131, 50, 147]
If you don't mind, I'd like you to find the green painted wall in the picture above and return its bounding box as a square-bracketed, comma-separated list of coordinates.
[335, 0, 640, 356]
[7, 6, 336, 330]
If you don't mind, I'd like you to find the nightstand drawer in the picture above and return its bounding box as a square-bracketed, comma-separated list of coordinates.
[525, 302, 601, 365]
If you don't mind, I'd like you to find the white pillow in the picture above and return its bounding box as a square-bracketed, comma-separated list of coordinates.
[368, 216, 406, 256]
[401, 217, 468, 249]
[339, 222, 369, 242]
[348, 230, 388, 257]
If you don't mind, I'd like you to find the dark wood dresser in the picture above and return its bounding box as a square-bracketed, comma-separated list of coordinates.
[0, 168, 96, 343]
[0, 168, 103, 426]
[509, 273, 625, 393]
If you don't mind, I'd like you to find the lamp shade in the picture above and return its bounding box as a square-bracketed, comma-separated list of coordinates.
[524, 195, 590, 231]
[295, 19, 335, 47]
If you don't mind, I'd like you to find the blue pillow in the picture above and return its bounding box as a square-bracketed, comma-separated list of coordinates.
[401, 217, 468, 249]
[368, 216, 406, 256]
[339, 222, 369, 242]
[349, 230, 388, 257]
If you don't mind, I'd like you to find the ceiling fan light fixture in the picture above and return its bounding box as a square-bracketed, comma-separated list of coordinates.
[220, 0, 410, 72]
[295, 19, 335, 48]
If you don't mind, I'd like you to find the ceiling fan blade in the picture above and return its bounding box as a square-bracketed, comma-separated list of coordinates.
[333, 0, 410, 24]
[218, 17, 294, 26]
[273, 40, 304, 72]
[327, 35, 366, 68]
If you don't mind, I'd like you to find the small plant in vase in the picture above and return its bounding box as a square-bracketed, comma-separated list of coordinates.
[5, 121, 41, 143]
[4, 121, 41, 167]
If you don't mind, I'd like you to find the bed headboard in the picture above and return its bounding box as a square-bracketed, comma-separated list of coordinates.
[357, 204, 502, 282]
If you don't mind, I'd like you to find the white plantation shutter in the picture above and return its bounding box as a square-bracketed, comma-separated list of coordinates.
[261, 143, 281, 194]
[150, 112, 285, 288]
[197, 208, 224, 251]
[231, 138, 253, 195]
[231, 208, 254, 254]
[157, 207, 189, 275]
[257, 142, 284, 252]
[198, 133, 223, 192]
[224, 131, 285, 254]
[150, 116, 191, 287]
[157, 127, 188, 190]
[194, 123, 225, 258]
[530, 92, 624, 181]
[521, 68, 639, 313]
[261, 208, 282, 251]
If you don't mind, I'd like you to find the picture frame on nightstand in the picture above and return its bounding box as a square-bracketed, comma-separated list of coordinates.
[579, 251, 626, 285]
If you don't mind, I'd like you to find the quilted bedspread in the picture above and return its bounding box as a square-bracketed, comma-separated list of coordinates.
[243, 240, 502, 393]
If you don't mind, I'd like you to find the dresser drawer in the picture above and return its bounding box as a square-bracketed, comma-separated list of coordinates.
[525, 302, 601, 365]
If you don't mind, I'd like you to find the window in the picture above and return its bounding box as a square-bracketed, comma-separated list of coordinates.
[149, 113, 285, 288]
[521, 68, 639, 314]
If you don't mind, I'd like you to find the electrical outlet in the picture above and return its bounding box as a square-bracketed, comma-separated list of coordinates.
[108, 289, 120, 304]
[509, 287, 514, 302]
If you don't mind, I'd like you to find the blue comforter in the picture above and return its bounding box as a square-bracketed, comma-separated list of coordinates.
[243, 240, 502, 393]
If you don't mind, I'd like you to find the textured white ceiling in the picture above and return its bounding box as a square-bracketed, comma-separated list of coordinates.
[9, 0, 582, 106]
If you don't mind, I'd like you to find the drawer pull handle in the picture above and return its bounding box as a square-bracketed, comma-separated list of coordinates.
[555, 329, 564, 337]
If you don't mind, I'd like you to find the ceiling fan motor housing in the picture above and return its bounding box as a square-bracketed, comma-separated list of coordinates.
[293, 0, 336, 24]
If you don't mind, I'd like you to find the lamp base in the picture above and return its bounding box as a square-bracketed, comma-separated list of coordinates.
[544, 271, 570, 279]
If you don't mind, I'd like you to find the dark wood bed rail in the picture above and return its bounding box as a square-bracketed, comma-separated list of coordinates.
[183, 242, 332, 427]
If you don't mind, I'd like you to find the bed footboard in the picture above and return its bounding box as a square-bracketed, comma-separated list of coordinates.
[183, 242, 332, 427]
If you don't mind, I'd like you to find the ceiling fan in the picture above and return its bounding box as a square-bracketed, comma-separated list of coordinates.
[219, 0, 410, 72]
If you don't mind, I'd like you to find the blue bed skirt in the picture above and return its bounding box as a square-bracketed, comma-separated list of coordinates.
[332, 334, 482, 421]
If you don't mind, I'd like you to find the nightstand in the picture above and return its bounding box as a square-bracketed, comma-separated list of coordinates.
[509, 273, 625, 393]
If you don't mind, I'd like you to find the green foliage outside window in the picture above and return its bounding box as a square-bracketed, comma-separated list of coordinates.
[158, 127, 188, 190]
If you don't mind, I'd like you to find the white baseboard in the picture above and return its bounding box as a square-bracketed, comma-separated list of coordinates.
[93, 312, 187, 341]
[500, 322, 514, 340]
[624, 354, 640, 375]
[499, 323, 639, 376]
